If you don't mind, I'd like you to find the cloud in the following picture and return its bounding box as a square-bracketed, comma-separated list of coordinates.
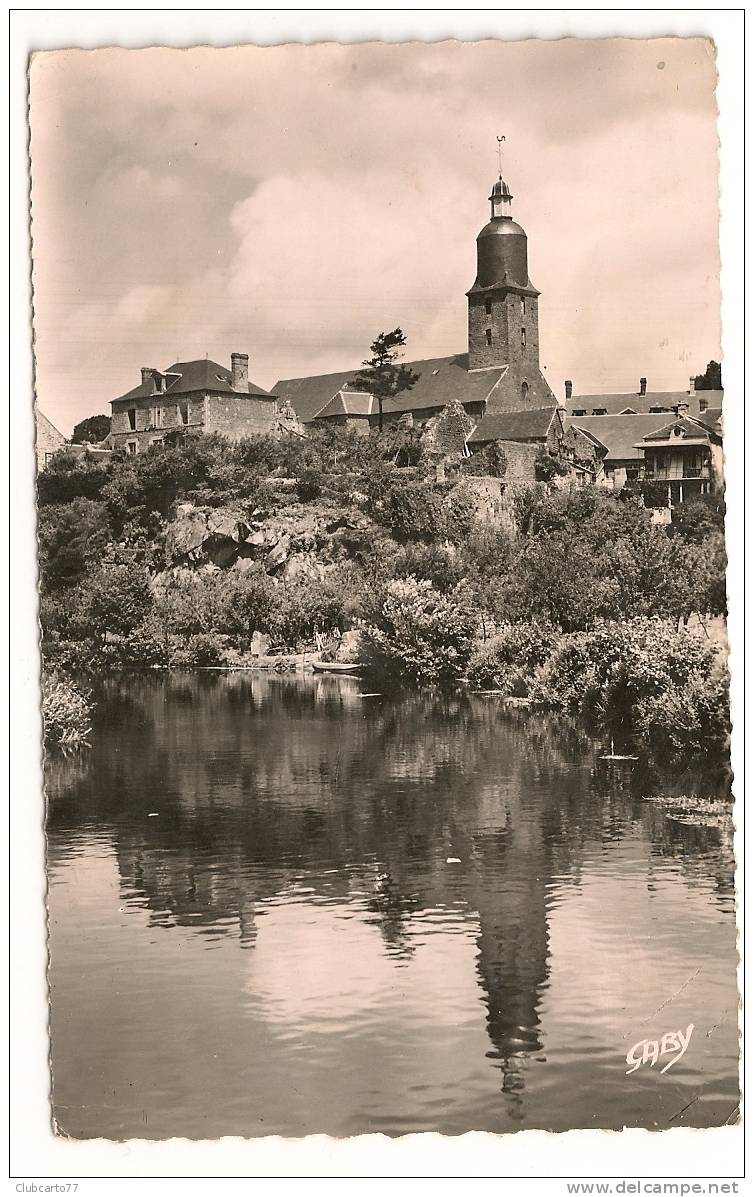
[29, 38, 721, 433]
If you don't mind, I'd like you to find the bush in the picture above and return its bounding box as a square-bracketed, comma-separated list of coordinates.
[295, 468, 323, 503]
[362, 576, 476, 684]
[637, 663, 730, 758]
[127, 617, 172, 667]
[272, 578, 347, 649]
[530, 618, 724, 758]
[468, 621, 558, 695]
[78, 559, 153, 639]
[42, 674, 92, 748]
[170, 632, 225, 668]
[38, 498, 112, 588]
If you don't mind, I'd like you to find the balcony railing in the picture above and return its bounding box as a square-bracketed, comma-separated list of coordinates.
[644, 465, 710, 482]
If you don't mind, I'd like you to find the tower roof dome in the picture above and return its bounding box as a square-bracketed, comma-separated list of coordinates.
[469, 176, 534, 291]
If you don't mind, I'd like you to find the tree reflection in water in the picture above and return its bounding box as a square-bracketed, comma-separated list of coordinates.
[46, 672, 734, 1115]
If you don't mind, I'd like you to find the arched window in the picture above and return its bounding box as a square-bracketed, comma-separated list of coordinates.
[521, 381, 529, 402]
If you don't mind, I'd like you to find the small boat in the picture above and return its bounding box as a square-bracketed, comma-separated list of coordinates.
[311, 660, 362, 674]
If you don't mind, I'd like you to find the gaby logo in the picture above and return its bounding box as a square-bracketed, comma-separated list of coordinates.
[625, 1024, 694, 1076]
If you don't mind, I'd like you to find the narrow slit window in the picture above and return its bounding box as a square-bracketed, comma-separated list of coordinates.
[485, 329, 492, 347]
[521, 327, 526, 348]
[485, 298, 493, 316]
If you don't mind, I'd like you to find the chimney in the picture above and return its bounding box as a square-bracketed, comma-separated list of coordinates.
[231, 352, 249, 392]
[565, 380, 573, 400]
[689, 376, 696, 395]
[639, 376, 647, 396]
[675, 399, 690, 417]
[141, 367, 154, 389]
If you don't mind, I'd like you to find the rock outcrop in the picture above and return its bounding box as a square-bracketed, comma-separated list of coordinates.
[165, 502, 371, 576]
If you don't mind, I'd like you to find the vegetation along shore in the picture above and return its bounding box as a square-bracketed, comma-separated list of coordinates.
[38, 424, 729, 770]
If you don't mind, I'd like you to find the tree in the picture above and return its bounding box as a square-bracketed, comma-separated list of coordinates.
[350, 328, 420, 432]
[38, 498, 112, 588]
[693, 360, 722, 391]
[72, 414, 111, 444]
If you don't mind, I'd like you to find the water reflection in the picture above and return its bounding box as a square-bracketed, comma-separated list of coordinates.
[46, 673, 738, 1138]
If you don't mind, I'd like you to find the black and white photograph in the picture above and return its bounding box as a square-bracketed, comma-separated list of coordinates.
[11, 10, 743, 1180]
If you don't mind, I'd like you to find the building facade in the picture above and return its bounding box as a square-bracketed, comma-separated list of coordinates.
[35, 408, 67, 471]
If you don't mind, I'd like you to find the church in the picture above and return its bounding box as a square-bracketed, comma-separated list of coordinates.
[274, 172, 571, 471]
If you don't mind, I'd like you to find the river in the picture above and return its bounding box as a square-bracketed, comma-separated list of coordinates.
[45, 672, 739, 1139]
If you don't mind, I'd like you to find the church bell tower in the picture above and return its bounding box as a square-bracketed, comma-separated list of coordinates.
[467, 169, 549, 409]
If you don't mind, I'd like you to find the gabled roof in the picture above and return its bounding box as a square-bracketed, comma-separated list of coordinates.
[468, 406, 559, 444]
[274, 353, 507, 423]
[36, 409, 66, 442]
[112, 359, 276, 404]
[563, 389, 723, 419]
[564, 413, 673, 462]
[314, 390, 375, 419]
[570, 424, 609, 455]
[635, 415, 721, 447]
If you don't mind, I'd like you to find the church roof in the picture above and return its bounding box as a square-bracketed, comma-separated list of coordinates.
[468, 406, 559, 444]
[564, 414, 674, 462]
[112, 359, 276, 404]
[315, 390, 375, 419]
[274, 354, 507, 423]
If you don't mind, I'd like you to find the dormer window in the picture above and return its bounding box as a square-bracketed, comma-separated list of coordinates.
[572, 408, 587, 416]
[699, 397, 708, 413]
[592, 407, 607, 416]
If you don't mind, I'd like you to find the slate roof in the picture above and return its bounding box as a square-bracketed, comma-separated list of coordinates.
[635, 415, 721, 446]
[563, 414, 674, 462]
[112, 359, 276, 404]
[563, 389, 723, 419]
[468, 406, 558, 444]
[314, 390, 375, 419]
[274, 354, 507, 423]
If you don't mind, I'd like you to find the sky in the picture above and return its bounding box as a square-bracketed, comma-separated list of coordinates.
[29, 37, 721, 435]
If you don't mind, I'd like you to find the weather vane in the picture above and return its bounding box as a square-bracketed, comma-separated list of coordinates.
[497, 134, 506, 177]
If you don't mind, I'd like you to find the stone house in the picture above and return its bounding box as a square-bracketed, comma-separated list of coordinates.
[35, 408, 67, 471]
[466, 406, 564, 479]
[110, 353, 278, 454]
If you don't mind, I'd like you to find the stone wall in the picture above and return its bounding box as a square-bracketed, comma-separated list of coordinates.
[206, 394, 279, 440]
[468, 291, 541, 374]
[500, 440, 541, 480]
[421, 400, 476, 457]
